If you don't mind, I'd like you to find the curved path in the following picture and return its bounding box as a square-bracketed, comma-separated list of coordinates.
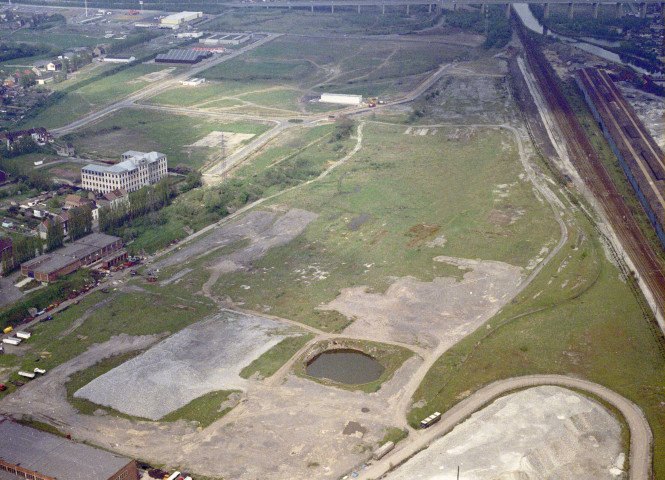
[355, 374, 652, 480]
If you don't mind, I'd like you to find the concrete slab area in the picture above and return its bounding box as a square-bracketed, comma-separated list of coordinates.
[74, 311, 301, 420]
[384, 386, 625, 480]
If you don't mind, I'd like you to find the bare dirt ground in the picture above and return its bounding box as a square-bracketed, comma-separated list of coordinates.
[153, 207, 318, 273]
[324, 256, 523, 349]
[383, 386, 625, 480]
[188, 131, 255, 150]
[618, 86, 665, 151]
[0, 327, 424, 479]
[134, 68, 175, 83]
[0, 274, 24, 308]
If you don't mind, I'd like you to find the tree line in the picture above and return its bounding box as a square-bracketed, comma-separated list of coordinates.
[2, 205, 93, 275]
[99, 179, 173, 233]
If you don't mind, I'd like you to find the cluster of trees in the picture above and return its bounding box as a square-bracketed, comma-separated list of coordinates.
[0, 136, 40, 158]
[105, 31, 160, 54]
[2, 205, 95, 273]
[0, 155, 53, 191]
[444, 8, 511, 49]
[67, 206, 93, 242]
[45, 219, 64, 252]
[332, 117, 354, 142]
[0, 42, 51, 62]
[99, 179, 173, 233]
[0, 270, 91, 327]
[1, 235, 40, 274]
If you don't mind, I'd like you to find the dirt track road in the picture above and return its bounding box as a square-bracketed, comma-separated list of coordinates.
[356, 374, 652, 480]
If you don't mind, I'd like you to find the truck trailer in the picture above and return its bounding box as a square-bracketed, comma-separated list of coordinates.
[2, 338, 21, 346]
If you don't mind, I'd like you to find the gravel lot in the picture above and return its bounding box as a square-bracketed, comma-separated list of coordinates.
[325, 256, 523, 349]
[74, 311, 301, 420]
[385, 385, 625, 480]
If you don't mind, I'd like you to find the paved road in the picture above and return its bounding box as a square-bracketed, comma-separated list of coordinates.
[355, 374, 653, 480]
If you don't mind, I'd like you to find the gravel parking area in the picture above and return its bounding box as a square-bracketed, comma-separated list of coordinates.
[74, 311, 301, 420]
[385, 385, 625, 480]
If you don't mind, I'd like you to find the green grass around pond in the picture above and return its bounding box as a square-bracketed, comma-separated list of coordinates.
[160, 390, 241, 427]
[240, 333, 314, 379]
[406, 190, 665, 477]
[213, 122, 558, 331]
[63, 108, 270, 169]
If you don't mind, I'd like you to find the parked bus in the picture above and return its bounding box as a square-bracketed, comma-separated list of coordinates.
[420, 411, 441, 429]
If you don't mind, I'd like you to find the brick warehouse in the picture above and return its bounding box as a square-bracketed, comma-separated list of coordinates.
[0, 416, 139, 480]
[21, 233, 123, 282]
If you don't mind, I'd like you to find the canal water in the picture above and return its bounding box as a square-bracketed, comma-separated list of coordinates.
[306, 349, 385, 385]
[512, 3, 649, 75]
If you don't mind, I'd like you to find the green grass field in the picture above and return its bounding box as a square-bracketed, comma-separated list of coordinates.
[21, 64, 171, 129]
[212, 122, 559, 331]
[200, 36, 466, 100]
[7, 29, 112, 49]
[240, 333, 314, 379]
[0, 288, 216, 397]
[63, 108, 270, 169]
[406, 183, 665, 476]
[206, 8, 440, 35]
[160, 390, 241, 427]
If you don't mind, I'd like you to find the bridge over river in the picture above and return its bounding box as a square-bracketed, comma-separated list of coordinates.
[224, 0, 663, 18]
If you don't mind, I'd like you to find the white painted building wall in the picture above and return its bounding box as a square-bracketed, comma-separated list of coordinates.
[320, 93, 363, 105]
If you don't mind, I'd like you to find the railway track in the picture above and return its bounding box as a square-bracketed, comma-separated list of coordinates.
[514, 19, 665, 327]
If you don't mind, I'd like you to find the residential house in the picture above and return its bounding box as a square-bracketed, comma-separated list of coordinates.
[97, 188, 129, 210]
[37, 212, 70, 239]
[0, 127, 53, 149]
[56, 143, 75, 157]
[46, 60, 63, 72]
[65, 194, 98, 221]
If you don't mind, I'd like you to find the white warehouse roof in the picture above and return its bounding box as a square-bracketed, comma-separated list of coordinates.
[320, 93, 363, 105]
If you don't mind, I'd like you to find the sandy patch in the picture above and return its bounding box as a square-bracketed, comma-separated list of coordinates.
[324, 256, 522, 348]
[133, 68, 175, 83]
[189, 131, 255, 149]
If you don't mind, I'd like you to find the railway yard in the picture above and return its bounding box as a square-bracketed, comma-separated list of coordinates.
[516, 19, 665, 329]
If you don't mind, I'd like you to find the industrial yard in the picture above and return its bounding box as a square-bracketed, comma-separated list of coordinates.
[0, 3, 663, 480]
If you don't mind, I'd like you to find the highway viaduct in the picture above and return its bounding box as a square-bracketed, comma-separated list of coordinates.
[224, 0, 663, 18]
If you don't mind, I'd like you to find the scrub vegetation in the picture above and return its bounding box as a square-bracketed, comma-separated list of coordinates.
[213, 123, 559, 330]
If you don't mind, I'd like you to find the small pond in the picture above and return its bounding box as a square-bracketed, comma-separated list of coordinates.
[306, 349, 385, 385]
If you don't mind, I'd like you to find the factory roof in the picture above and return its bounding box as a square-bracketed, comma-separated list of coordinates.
[21, 233, 121, 275]
[0, 416, 132, 480]
[155, 49, 210, 63]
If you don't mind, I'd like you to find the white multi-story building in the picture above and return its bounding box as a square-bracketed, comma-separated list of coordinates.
[81, 151, 167, 194]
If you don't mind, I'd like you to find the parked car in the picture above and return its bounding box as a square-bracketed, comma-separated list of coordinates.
[0, 384, 6, 391]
